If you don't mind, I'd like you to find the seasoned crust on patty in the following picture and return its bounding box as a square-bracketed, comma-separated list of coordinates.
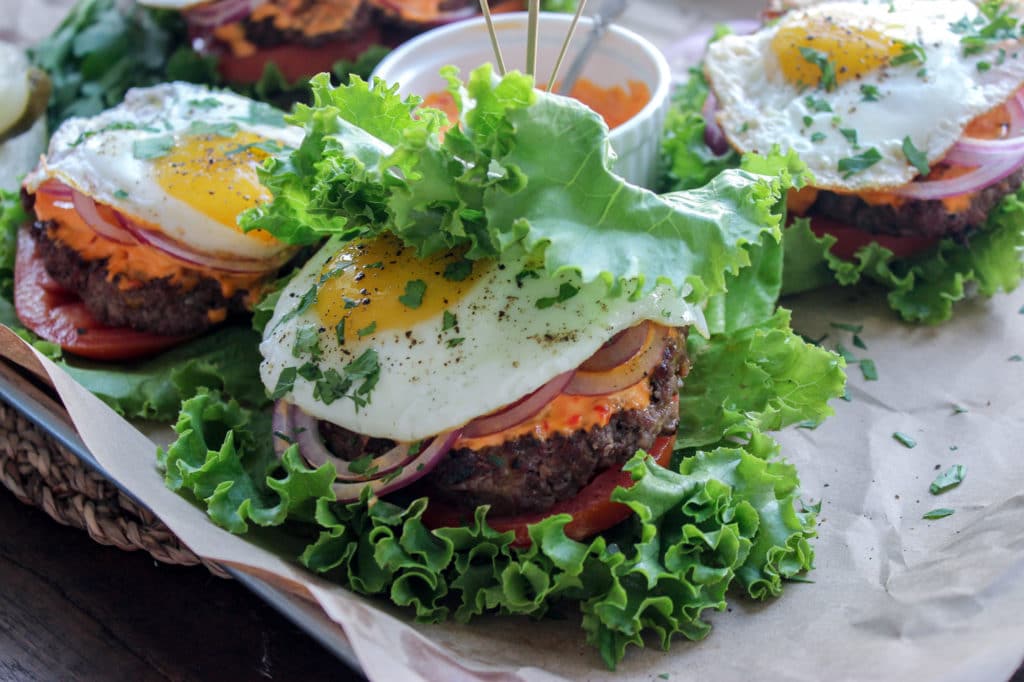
[809, 167, 1024, 240]
[317, 328, 689, 516]
[31, 220, 250, 337]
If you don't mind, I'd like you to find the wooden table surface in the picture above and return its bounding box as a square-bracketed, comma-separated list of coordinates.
[0, 487, 363, 681]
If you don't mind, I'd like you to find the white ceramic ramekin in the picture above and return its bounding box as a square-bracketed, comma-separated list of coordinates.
[371, 12, 671, 189]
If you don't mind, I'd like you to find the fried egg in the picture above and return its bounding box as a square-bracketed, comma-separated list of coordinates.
[261, 236, 705, 441]
[704, 0, 1024, 190]
[23, 82, 302, 261]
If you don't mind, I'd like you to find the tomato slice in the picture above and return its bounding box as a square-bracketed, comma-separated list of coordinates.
[215, 26, 383, 84]
[421, 435, 675, 547]
[809, 216, 941, 261]
[14, 227, 190, 361]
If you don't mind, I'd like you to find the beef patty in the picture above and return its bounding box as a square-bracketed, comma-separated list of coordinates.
[31, 221, 250, 337]
[808, 167, 1024, 240]
[318, 328, 688, 516]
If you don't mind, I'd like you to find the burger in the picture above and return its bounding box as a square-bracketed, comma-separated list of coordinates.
[664, 0, 1024, 323]
[17, 81, 301, 359]
[138, 0, 520, 89]
[159, 68, 846, 667]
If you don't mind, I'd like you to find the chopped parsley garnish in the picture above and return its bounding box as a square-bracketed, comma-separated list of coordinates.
[188, 97, 221, 110]
[922, 508, 955, 520]
[113, 189, 129, 200]
[277, 285, 318, 327]
[804, 95, 833, 113]
[797, 419, 819, 429]
[357, 321, 377, 337]
[515, 269, 540, 286]
[446, 337, 465, 348]
[838, 147, 882, 179]
[442, 310, 457, 332]
[892, 432, 917, 448]
[292, 323, 321, 359]
[241, 101, 287, 127]
[70, 121, 159, 148]
[187, 121, 240, 137]
[953, 0, 1019, 56]
[132, 135, 174, 160]
[347, 454, 376, 476]
[952, 404, 969, 414]
[891, 41, 927, 66]
[853, 335, 867, 350]
[398, 279, 427, 309]
[834, 342, 857, 364]
[930, 464, 966, 494]
[803, 115, 814, 128]
[536, 283, 580, 309]
[271, 367, 297, 399]
[1009, 354, 1022, 361]
[443, 259, 473, 281]
[840, 128, 859, 147]
[902, 136, 930, 177]
[860, 84, 882, 102]
[344, 297, 360, 309]
[977, 60, 992, 72]
[312, 349, 381, 408]
[227, 140, 286, 157]
[860, 358, 879, 381]
[297, 362, 321, 381]
[811, 132, 826, 143]
[335, 319, 346, 345]
[798, 46, 838, 91]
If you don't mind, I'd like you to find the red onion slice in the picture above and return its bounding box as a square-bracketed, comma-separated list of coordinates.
[893, 150, 1024, 200]
[184, 0, 255, 29]
[461, 370, 575, 439]
[291, 406, 414, 481]
[565, 325, 668, 397]
[701, 91, 730, 155]
[578, 322, 649, 373]
[332, 429, 462, 503]
[944, 136, 1024, 166]
[117, 213, 288, 274]
[71, 190, 140, 245]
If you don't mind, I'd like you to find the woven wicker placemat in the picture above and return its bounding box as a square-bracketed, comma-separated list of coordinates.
[0, 399, 227, 577]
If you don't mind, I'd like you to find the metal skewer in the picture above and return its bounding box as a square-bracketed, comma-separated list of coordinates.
[554, 0, 628, 94]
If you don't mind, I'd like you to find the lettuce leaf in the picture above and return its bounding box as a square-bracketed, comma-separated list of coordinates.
[159, 304, 841, 668]
[243, 67, 795, 299]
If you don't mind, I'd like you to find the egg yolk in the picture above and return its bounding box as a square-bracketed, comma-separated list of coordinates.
[154, 131, 277, 243]
[772, 16, 901, 88]
[315, 235, 487, 342]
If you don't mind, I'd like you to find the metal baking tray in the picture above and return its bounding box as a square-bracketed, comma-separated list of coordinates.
[0, 359, 366, 679]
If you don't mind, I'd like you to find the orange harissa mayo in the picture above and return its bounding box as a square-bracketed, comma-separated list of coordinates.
[454, 326, 685, 451]
[32, 182, 269, 307]
[423, 77, 650, 131]
[787, 101, 1014, 216]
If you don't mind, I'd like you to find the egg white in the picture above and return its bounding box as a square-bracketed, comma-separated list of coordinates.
[705, 0, 1024, 191]
[23, 82, 303, 261]
[261, 242, 706, 442]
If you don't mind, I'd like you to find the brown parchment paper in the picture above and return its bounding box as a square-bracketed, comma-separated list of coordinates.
[4, 0, 1024, 679]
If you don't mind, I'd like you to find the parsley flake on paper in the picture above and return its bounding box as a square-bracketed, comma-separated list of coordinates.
[923, 508, 955, 520]
[892, 432, 917, 448]
[859, 358, 879, 381]
[930, 464, 966, 494]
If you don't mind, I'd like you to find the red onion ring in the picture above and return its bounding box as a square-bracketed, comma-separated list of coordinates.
[184, 0, 254, 30]
[894, 149, 1024, 200]
[700, 91, 730, 156]
[331, 429, 462, 502]
[116, 212, 288, 274]
[290, 405, 415, 481]
[461, 370, 575, 439]
[565, 325, 668, 396]
[578, 322, 649, 373]
[71, 190, 140, 246]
